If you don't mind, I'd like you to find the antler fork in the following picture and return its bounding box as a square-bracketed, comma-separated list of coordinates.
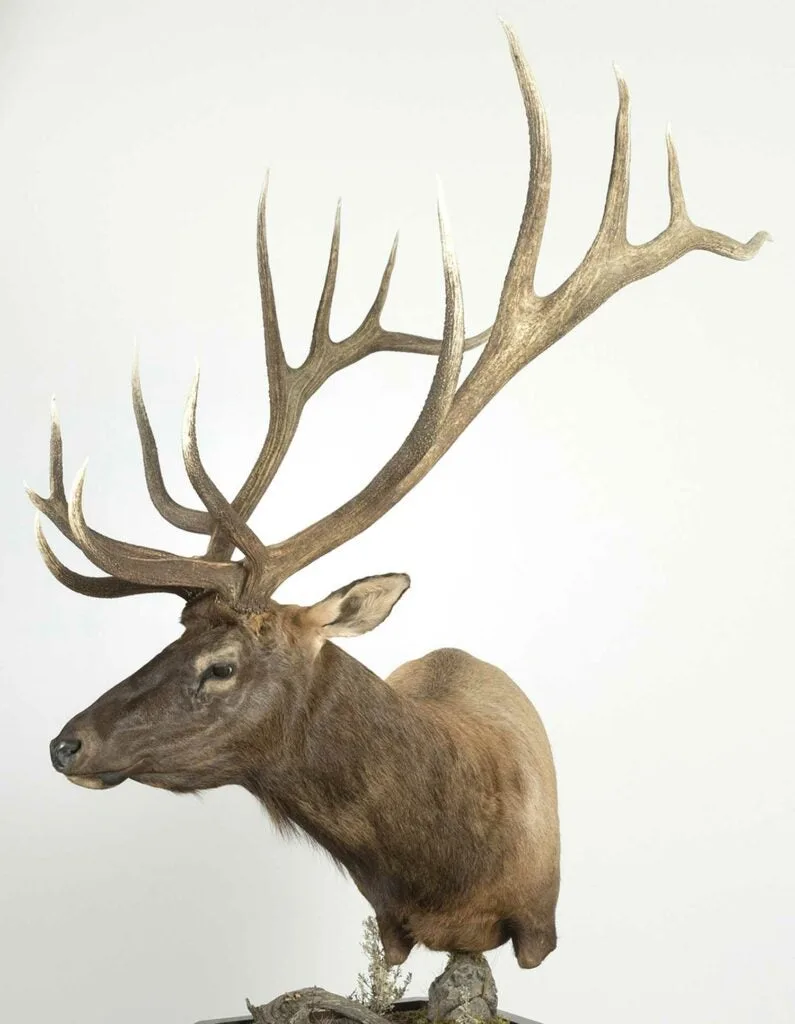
[30, 21, 768, 608]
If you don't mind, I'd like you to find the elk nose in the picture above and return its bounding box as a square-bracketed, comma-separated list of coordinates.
[50, 737, 82, 772]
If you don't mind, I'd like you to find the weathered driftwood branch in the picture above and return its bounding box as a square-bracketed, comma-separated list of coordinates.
[246, 988, 389, 1024]
[246, 952, 499, 1024]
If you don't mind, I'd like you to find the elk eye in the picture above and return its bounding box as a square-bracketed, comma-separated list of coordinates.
[198, 662, 236, 689]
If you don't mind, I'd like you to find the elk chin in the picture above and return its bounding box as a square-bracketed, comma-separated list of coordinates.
[67, 772, 128, 790]
[128, 768, 228, 794]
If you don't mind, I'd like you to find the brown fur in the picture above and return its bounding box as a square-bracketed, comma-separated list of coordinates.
[51, 590, 559, 968]
[36, 22, 766, 975]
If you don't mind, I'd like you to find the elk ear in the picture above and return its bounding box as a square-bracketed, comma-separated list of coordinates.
[303, 573, 411, 639]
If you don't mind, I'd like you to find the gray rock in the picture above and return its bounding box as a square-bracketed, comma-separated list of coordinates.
[426, 952, 498, 1021]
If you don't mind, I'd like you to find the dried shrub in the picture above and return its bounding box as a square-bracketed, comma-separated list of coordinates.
[350, 915, 412, 1015]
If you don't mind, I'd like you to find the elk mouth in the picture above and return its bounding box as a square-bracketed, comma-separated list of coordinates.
[67, 771, 129, 790]
[67, 769, 187, 791]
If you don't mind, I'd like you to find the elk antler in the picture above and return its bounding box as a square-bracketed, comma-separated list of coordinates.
[28, 400, 195, 599]
[29, 21, 769, 609]
[132, 178, 490, 557]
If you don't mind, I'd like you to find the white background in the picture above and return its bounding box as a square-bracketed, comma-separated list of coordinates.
[1, 1, 792, 1022]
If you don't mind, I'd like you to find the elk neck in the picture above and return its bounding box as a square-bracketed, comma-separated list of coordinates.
[241, 640, 442, 876]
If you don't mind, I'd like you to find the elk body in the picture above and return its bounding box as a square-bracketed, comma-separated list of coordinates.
[31, 23, 767, 970]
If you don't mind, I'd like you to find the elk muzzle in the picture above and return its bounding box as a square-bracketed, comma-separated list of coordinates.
[49, 731, 129, 789]
[50, 736, 82, 771]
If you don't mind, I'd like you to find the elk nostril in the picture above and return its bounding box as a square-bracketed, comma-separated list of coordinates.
[50, 737, 82, 772]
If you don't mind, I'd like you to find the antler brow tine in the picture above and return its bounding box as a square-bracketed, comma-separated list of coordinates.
[65, 463, 245, 600]
[29, 19, 767, 605]
[28, 400, 194, 561]
[33, 515, 193, 599]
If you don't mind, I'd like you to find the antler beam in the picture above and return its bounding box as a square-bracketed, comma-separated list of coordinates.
[30, 21, 768, 606]
[248, 23, 769, 592]
[132, 176, 491, 561]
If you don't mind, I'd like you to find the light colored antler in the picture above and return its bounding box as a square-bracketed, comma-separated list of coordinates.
[29, 21, 768, 607]
[132, 176, 490, 560]
[236, 24, 769, 594]
[29, 180, 468, 606]
[27, 401, 194, 598]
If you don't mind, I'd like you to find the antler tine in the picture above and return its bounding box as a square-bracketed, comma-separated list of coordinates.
[182, 372, 271, 601]
[436, 180, 467, 385]
[488, 24, 770, 368]
[201, 171, 300, 562]
[27, 399, 182, 561]
[365, 231, 399, 327]
[48, 396, 66, 503]
[34, 515, 193, 599]
[343, 232, 489, 359]
[132, 354, 214, 534]
[32, 20, 766, 607]
[66, 463, 246, 600]
[310, 199, 342, 355]
[26, 398, 71, 539]
[242, 19, 767, 598]
[665, 126, 688, 224]
[546, 65, 770, 335]
[27, 400, 211, 598]
[257, 171, 289, 400]
[598, 64, 630, 246]
[27, 390, 249, 601]
[257, 180, 466, 592]
[205, 189, 490, 563]
[495, 18, 552, 308]
[661, 126, 770, 257]
[347, 230, 489, 357]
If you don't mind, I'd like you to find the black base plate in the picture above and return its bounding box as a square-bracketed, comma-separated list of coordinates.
[194, 997, 542, 1024]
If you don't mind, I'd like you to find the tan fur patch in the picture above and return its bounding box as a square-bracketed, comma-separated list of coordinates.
[67, 775, 109, 790]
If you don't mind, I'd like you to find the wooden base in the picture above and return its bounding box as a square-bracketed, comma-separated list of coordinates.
[194, 997, 543, 1024]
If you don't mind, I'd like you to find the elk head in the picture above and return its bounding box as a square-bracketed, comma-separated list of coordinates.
[47, 576, 409, 792]
[32, 23, 767, 797]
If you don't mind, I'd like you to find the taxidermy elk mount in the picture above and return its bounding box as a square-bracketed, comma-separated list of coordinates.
[32, 22, 766, 980]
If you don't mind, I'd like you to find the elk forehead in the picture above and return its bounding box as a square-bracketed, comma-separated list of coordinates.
[180, 592, 249, 629]
[179, 592, 302, 652]
[180, 593, 266, 636]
